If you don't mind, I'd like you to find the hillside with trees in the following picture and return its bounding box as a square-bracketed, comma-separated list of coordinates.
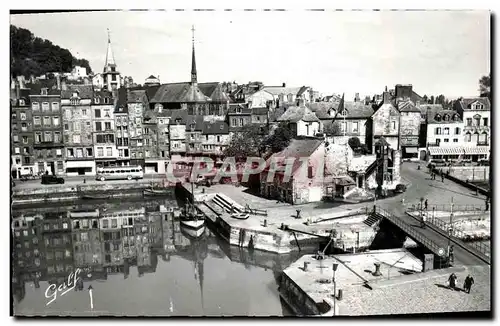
[10, 25, 93, 78]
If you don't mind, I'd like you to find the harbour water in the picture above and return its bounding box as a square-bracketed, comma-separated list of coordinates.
[11, 196, 296, 316]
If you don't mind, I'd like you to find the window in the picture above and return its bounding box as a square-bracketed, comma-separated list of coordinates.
[105, 122, 111, 130]
[52, 102, 59, 111]
[239, 118, 243, 127]
[95, 122, 102, 131]
[95, 109, 101, 118]
[443, 114, 450, 122]
[70, 98, 79, 105]
[32, 102, 40, 111]
[106, 147, 112, 156]
[53, 117, 60, 126]
[42, 102, 50, 112]
[56, 149, 62, 156]
[35, 132, 42, 143]
[434, 114, 441, 122]
[76, 148, 83, 158]
[23, 147, 29, 154]
[435, 127, 442, 135]
[444, 127, 449, 135]
[483, 118, 488, 126]
[444, 138, 449, 142]
[391, 121, 396, 130]
[104, 109, 110, 118]
[465, 132, 471, 142]
[474, 103, 483, 110]
[43, 116, 51, 126]
[352, 122, 359, 133]
[474, 115, 481, 126]
[14, 147, 20, 154]
[111, 219, 117, 228]
[455, 127, 461, 135]
[73, 134, 81, 143]
[64, 123, 69, 131]
[19, 99, 25, 106]
[452, 114, 459, 121]
[21, 123, 27, 131]
[65, 110, 71, 119]
[86, 148, 93, 156]
[44, 132, 52, 142]
[34, 116, 41, 126]
[453, 139, 458, 143]
[145, 150, 150, 158]
[13, 135, 18, 142]
[341, 122, 346, 132]
[22, 136, 28, 144]
[20, 112, 26, 120]
[97, 147, 104, 157]
[67, 148, 74, 157]
[466, 118, 472, 126]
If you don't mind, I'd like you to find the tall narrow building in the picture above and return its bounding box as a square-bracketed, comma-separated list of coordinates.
[103, 29, 121, 91]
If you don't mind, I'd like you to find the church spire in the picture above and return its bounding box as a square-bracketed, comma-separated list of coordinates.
[105, 28, 116, 67]
[191, 25, 197, 84]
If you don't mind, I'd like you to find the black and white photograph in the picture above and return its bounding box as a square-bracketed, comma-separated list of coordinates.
[8, 7, 491, 317]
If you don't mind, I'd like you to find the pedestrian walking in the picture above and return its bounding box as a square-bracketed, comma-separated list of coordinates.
[421, 213, 427, 228]
[449, 245, 455, 265]
[463, 274, 474, 294]
[448, 273, 457, 289]
[441, 173, 444, 182]
[424, 199, 428, 210]
[485, 198, 490, 211]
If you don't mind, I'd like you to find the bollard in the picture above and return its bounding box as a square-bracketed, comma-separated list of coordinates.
[337, 289, 343, 301]
[263, 219, 267, 227]
[373, 262, 382, 276]
[280, 223, 285, 230]
[303, 261, 310, 271]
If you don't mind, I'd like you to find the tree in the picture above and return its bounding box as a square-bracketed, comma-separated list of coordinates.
[348, 137, 361, 149]
[422, 95, 428, 103]
[436, 94, 446, 105]
[262, 122, 294, 154]
[323, 121, 341, 136]
[429, 96, 435, 104]
[223, 124, 266, 161]
[479, 74, 491, 100]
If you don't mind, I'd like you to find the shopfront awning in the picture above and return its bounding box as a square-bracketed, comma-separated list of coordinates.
[404, 147, 419, 154]
[428, 146, 490, 156]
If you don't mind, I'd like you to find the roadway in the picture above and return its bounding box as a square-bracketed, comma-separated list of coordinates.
[375, 162, 489, 266]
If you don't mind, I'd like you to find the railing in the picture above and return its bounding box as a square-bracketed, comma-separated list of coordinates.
[407, 204, 487, 212]
[427, 142, 440, 147]
[405, 209, 491, 258]
[373, 206, 442, 255]
[477, 141, 489, 146]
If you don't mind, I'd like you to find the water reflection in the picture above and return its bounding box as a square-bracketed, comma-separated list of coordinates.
[12, 198, 295, 316]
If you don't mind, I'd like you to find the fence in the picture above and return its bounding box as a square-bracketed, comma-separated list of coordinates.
[373, 206, 442, 255]
[407, 203, 487, 212]
[405, 207, 490, 259]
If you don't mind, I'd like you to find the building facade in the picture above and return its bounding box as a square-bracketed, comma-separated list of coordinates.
[11, 87, 35, 178]
[454, 97, 491, 146]
[92, 91, 117, 167]
[115, 88, 130, 166]
[61, 86, 95, 176]
[31, 88, 64, 175]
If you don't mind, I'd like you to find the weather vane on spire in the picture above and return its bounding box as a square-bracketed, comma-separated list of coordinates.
[107, 28, 111, 43]
[191, 25, 195, 44]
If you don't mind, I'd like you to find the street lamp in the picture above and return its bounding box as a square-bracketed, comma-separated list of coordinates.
[448, 197, 454, 265]
[332, 263, 339, 316]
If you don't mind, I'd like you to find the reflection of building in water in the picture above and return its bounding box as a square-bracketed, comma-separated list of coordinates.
[41, 212, 75, 282]
[12, 263, 26, 303]
[148, 212, 163, 250]
[161, 206, 177, 256]
[135, 214, 150, 273]
[12, 215, 45, 278]
[119, 208, 146, 260]
[70, 209, 102, 268]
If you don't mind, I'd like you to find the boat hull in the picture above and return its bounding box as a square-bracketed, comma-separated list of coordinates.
[180, 219, 205, 230]
[180, 225, 206, 238]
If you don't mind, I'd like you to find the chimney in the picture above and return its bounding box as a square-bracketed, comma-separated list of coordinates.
[354, 93, 360, 102]
[15, 80, 20, 99]
[395, 84, 413, 100]
[282, 82, 286, 87]
[383, 91, 391, 104]
[56, 75, 61, 90]
[297, 98, 305, 107]
[61, 78, 67, 91]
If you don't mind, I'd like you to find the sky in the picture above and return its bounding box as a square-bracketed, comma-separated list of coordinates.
[10, 10, 490, 99]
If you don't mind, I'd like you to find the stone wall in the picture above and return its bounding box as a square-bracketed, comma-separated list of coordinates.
[437, 166, 489, 181]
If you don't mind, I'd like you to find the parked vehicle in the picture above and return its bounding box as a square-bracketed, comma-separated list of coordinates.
[96, 166, 144, 181]
[394, 184, 407, 193]
[478, 159, 490, 166]
[41, 175, 65, 185]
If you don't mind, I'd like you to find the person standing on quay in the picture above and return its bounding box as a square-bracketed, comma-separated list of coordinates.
[425, 199, 428, 211]
[463, 274, 474, 294]
[448, 273, 457, 289]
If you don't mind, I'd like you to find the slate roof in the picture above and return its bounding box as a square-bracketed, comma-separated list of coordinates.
[202, 121, 229, 135]
[128, 89, 147, 103]
[456, 97, 491, 111]
[418, 104, 444, 119]
[277, 105, 320, 123]
[306, 102, 336, 120]
[297, 86, 310, 97]
[333, 101, 374, 119]
[114, 88, 128, 114]
[11, 89, 32, 106]
[228, 103, 251, 115]
[252, 107, 269, 115]
[26, 80, 60, 95]
[170, 109, 189, 124]
[150, 82, 229, 104]
[266, 138, 324, 176]
[61, 85, 94, 99]
[185, 115, 205, 131]
[427, 109, 462, 124]
[269, 107, 286, 122]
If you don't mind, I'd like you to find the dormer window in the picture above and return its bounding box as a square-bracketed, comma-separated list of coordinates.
[190, 123, 195, 130]
[443, 114, 450, 121]
[72, 92, 78, 97]
[220, 124, 224, 130]
[175, 118, 181, 125]
[19, 99, 25, 106]
[452, 114, 459, 121]
[473, 103, 484, 110]
[41, 88, 48, 95]
[339, 109, 347, 116]
[434, 114, 441, 122]
[236, 107, 241, 113]
[155, 104, 163, 113]
[104, 98, 110, 104]
[95, 97, 100, 104]
[328, 109, 335, 117]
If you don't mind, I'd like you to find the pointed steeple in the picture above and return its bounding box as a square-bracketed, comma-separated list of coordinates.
[191, 25, 197, 84]
[105, 28, 116, 67]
